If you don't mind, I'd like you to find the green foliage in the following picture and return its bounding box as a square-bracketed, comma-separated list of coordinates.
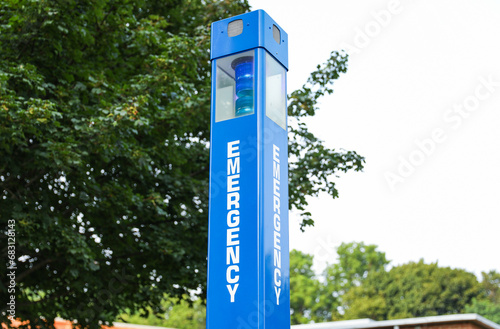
[342, 260, 483, 320]
[0, 0, 363, 326]
[465, 298, 500, 324]
[315, 242, 389, 321]
[325, 242, 390, 294]
[288, 52, 365, 231]
[288, 242, 388, 323]
[119, 295, 206, 329]
[289, 245, 496, 325]
[0, 0, 248, 326]
[161, 299, 205, 329]
[465, 270, 500, 324]
[479, 270, 500, 304]
[289, 250, 321, 324]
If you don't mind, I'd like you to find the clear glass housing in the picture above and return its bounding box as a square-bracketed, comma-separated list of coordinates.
[215, 50, 255, 122]
[265, 53, 286, 129]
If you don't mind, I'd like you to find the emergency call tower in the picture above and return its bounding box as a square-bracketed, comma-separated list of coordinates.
[207, 10, 290, 329]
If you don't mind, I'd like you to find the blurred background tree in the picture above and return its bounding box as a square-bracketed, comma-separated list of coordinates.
[289, 250, 321, 324]
[289, 244, 498, 325]
[341, 261, 483, 320]
[465, 271, 500, 324]
[119, 295, 205, 329]
[319, 242, 389, 321]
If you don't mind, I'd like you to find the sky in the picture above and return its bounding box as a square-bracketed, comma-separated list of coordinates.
[247, 0, 500, 277]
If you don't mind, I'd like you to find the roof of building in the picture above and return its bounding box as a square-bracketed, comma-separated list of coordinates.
[47, 313, 499, 329]
[110, 322, 176, 329]
[292, 314, 500, 329]
[52, 319, 177, 329]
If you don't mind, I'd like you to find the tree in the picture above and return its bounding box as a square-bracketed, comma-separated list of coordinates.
[313, 242, 389, 321]
[0, 0, 364, 326]
[465, 299, 500, 324]
[342, 260, 483, 320]
[479, 270, 500, 304]
[287, 52, 365, 231]
[465, 270, 500, 324]
[119, 295, 206, 329]
[289, 242, 388, 324]
[289, 250, 321, 325]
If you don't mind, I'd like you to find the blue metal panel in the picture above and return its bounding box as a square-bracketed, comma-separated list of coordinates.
[207, 53, 260, 328]
[211, 10, 289, 70]
[206, 116, 260, 328]
[261, 105, 290, 327]
[258, 47, 290, 328]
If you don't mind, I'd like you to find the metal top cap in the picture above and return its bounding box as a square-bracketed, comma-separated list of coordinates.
[210, 10, 288, 70]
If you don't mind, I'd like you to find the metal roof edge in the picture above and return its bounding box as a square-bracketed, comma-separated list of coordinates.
[291, 314, 500, 329]
[112, 322, 177, 329]
[54, 318, 177, 329]
[292, 319, 376, 329]
[472, 314, 500, 329]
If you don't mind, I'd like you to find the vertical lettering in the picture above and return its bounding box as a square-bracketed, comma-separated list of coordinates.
[227, 246, 240, 265]
[272, 144, 283, 306]
[227, 284, 239, 303]
[226, 140, 241, 303]
[273, 145, 280, 163]
[227, 210, 240, 227]
[274, 248, 281, 268]
[228, 157, 240, 175]
[228, 140, 240, 158]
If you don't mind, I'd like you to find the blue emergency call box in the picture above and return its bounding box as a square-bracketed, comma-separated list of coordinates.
[207, 10, 290, 329]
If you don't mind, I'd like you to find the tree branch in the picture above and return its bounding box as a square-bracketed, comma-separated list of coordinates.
[15, 258, 58, 283]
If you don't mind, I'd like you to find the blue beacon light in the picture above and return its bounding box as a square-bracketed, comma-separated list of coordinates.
[232, 56, 254, 116]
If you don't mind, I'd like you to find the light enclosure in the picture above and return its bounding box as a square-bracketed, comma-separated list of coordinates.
[215, 50, 255, 122]
[265, 52, 286, 129]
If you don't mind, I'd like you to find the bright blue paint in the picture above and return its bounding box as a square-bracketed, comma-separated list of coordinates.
[207, 10, 290, 329]
[211, 10, 289, 70]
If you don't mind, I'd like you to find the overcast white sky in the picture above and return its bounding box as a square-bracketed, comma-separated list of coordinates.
[248, 0, 500, 277]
